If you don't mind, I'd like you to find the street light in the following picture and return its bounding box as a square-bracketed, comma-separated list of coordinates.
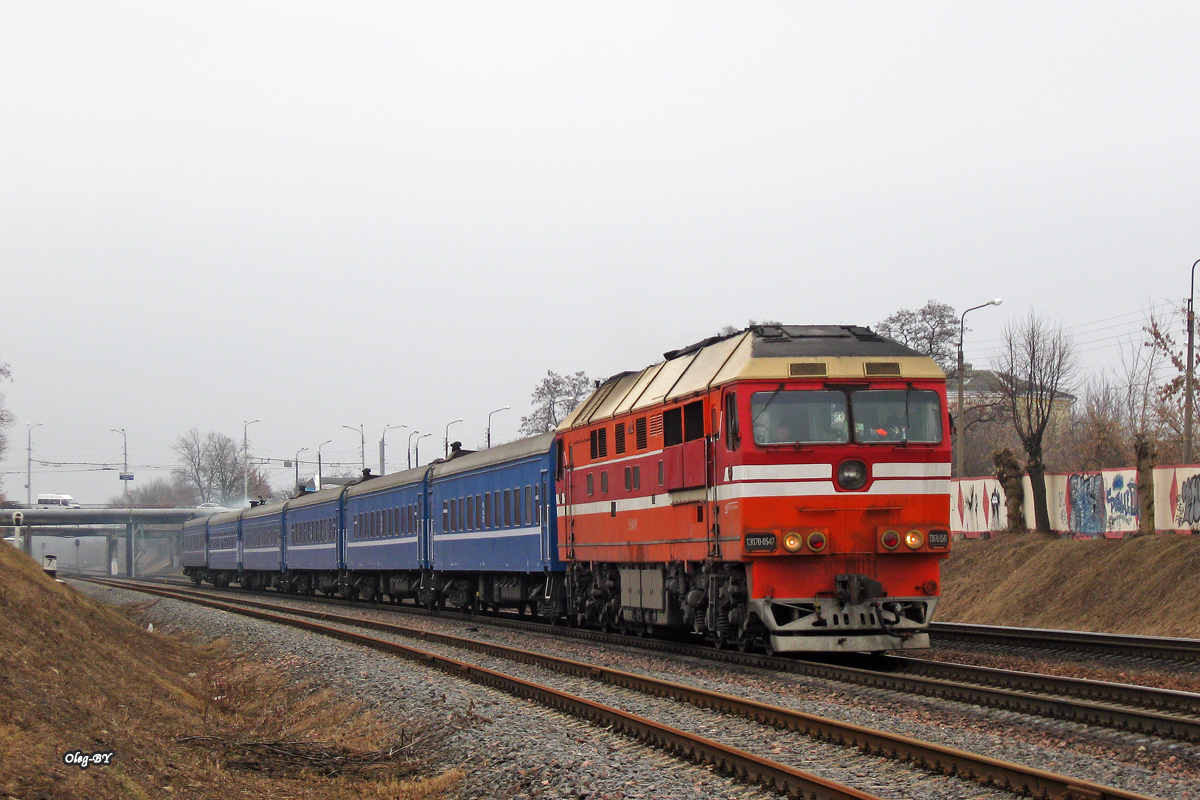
[379, 424, 407, 475]
[25, 422, 42, 506]
[444, 418, 463, 458]
[343, 424, 365, 472]
[110, 428, 129, 503]
[956, 298, 1003, 479]
[487, 406, 511, 449]
[316, 439, 333, 490]
[243, 419, 261, 508]
[294, 447, 308, 492]
[414, 432, 431, 467]
[407, 430, 421, 470]
[1186, 259, 1200, 464]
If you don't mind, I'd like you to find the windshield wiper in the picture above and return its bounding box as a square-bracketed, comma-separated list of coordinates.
[751, 383, 786, 427]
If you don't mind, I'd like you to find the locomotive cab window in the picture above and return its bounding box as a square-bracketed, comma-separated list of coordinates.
[852, 389, 942, 444]
[752, 389, 849, 445]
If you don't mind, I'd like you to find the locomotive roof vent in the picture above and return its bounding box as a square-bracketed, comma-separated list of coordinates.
[864, 361, 902, 377]
[789, 362, 827, 377]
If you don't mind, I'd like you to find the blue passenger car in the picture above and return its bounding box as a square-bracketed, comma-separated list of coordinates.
[181, 516, 208, 581]
[241, 502, 284, 574]
[343, 465, 429, 573]
[428, 434, 559, 572]
[206, 509, 242, 584]
[283, 486, 343, 574]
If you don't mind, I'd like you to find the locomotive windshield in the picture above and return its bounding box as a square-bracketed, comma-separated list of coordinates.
[750, 389, 942, 446]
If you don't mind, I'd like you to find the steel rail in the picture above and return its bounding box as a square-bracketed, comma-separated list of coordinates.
[81, 577, 1167, 800]
[930, 622, 1200, 663]
[82, 574, 1200, 743]
[885, 654, 1200, 716]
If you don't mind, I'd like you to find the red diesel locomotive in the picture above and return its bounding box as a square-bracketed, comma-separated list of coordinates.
[554, 324, 950, 653]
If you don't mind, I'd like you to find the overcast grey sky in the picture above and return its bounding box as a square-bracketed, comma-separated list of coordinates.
[3, 2, 1198, 502]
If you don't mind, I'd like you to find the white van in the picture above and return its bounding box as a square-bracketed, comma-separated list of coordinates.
[36, 493, 80, 508]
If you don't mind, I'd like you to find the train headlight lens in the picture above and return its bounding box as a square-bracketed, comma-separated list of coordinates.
[837, 460, 867, 490]
[881, 530, 899, 550]
[904, 530, 924, 550]
[807, 532, 827, 552]
[783, 532, 803, 552]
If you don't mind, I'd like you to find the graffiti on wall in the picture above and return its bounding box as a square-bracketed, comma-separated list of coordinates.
[1174, 474, 1200, 529]
[1105, 474, 1138, 529]
[1067, 474, 1106, 535]
[955, 479, 1006, 535]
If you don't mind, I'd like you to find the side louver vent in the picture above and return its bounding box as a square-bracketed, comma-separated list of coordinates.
[790, 362, 827, 377]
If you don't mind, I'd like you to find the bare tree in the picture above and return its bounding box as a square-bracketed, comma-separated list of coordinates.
[0, 361, 11, 498]
[876, 300, 958, 373]
[173, 428, 273, 505]
[993, 311, 1079, 533]
[519, 371, 594, 435]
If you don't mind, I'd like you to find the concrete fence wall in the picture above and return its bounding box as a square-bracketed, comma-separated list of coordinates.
[952, 466, 1175, 539]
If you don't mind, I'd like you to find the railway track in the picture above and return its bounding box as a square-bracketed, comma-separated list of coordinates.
[929, 622, 1200, 663]
[78, 575, 1172, 800]
[82, 573, 1200, 744]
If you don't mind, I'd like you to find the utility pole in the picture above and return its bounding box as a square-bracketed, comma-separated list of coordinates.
[243, 419, 260, 507]
[487, 406, 511, 448]
[956, 299, 1002, 479]
[26, 422, 42, 506]
[444, 418, 463, 458]
[317, 439, 332, 490]
[1186, 259, 1199, 464]
[343, 424, 365, 472]
[294, 447, 308, 492]
[407, 430, 420, 470]
[380, 424, 406, 475]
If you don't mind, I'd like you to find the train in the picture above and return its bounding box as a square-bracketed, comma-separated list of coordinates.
[184, 324, 951, 653]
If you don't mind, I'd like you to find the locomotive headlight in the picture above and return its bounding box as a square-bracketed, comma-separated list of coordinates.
[837, 460, 867, 490]
[904, 530, 925, 550]
[806, 531, 827, 552]
[783, 532, 804, 552]
[881, 529, 900, 550]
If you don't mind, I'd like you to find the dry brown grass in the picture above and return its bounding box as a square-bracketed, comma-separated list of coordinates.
[0, 543, 463, 800]
[938, 533, 1200, 637]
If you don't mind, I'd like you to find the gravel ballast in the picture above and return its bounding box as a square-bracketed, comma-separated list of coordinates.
[73, 581, 1199, 800]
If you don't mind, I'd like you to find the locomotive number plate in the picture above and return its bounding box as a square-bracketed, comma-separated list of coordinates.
[928, 530, 950, 548]
[744, 534, 777, 552]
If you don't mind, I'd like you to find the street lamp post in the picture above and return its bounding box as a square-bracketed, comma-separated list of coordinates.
[243, 419, 260, 507]
[343, 424, 365, 472]
[487, 406, 511, 449]
[316, 439, 332, 490]
[294, 447, 308, 492]
[25, 422, 43, 506]
[414, 433, 431, 467]
[1186, 259, 1200, 464]
[406, 430, 420, 470]
[444, 418, 463, 458]
[956, 298, 1003, 479]
[110, 427, 129, 501]
[111, 426, 133, 576]
[379, 424, 407, 475]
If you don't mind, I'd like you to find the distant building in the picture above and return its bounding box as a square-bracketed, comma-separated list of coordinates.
[953, 367, 1076, 421]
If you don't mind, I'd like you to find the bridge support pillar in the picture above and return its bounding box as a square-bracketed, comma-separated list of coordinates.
[125, 521, 134, 578]
[106, 535, 118, 576]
